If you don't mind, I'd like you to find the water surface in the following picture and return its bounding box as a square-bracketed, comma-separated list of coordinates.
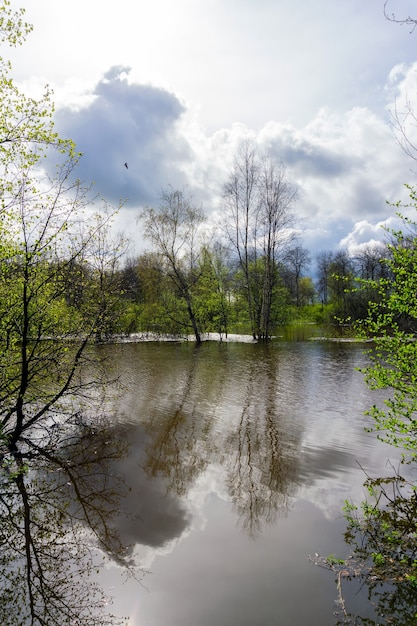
[93, 339, 396, 625]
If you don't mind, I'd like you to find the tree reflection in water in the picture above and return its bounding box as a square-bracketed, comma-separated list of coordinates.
[314, 468, 417, 625]
[0, 417, 143, 625]
[143, 346, 211, 498]
[142, 344, 301, 538]
[225, 353, 300, 537]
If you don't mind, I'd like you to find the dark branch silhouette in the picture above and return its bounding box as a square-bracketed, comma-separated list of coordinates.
[384, 1, 417, 33]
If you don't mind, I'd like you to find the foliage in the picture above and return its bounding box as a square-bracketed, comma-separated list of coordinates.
[288, 302, 329, 324]
[355, 190, 417, 453]
[315, 188, 417, 624]
[283, 245, 312, 306]
[314, 469, 417, 625]
[0, 155, 125, 451]
[0, 2, 130, 623]
[192, 245, 232, 336]
[139, 188, 206, 342]
[314, 246, 388, 325]
[0, 0, 128, 447]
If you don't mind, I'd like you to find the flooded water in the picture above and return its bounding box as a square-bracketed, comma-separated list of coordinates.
[86, 337, 399, 625]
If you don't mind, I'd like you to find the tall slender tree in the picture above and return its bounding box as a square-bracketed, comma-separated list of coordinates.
[223, 140, 297, 338]
[284, 245, 312, 307]
[316, 250, 334, 305]
[139, 188, 206, 342]
[223, 141, 260, 336]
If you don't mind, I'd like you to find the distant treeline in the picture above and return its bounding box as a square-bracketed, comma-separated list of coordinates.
[109, 238, 390, 339]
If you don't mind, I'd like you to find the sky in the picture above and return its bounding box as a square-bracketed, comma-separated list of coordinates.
[8, 0, 417, 260]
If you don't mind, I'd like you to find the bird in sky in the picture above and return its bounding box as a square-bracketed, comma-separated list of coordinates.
[124, 162, 128, 169]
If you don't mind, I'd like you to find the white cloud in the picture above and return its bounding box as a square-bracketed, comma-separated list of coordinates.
[8, 0, 417, 257]
[339, 220, 389, 255]
[54, 67, 192, 207]
[11, 0, 417, 130]
[51, 67, 416, 258]
[254, 106, 412, 254]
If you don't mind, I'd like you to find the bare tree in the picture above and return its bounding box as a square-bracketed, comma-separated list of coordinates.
[139, 188, 206, 343]
[353, 243, 389, 280]
[316, 250, 334, 305]
[383, 2, 417, 163]
[389, 95, 417, 165]
[0, 5, 135, 623]
[283, 244, 312, 307]
[328, 249, 355, 313]
[223, 141, 260, 337]
[258, 156, 298, 335]
[384, 1, 417, 32]
[223, 141, 297, 339]
[0, 155, 125, 457]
